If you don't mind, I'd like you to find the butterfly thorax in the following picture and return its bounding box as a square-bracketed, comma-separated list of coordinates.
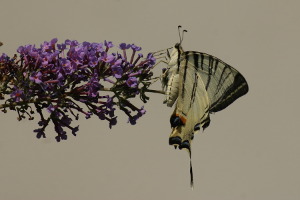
[168, 43, 184, 67]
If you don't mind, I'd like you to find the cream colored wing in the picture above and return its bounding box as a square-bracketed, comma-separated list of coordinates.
[182, 51, 249, 113]
[168, 55, 210, 188]
[169, 58, 210, 150]
[169, 51, 248, 150]
[164, 44, 248, 188]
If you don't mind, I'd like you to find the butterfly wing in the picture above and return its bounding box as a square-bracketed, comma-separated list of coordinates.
[168, 53, 210, 188]
[183, 51, 249, 113]
[165, 48, 248, 188]
[169, 54, 210, 150]
[169, 51, 249, 149]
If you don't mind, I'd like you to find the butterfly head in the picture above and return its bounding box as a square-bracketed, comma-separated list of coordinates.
[168, 26, 187, 60]
[168, 43, 181, 57]
[161, 26, 187, 87]
[175, 42, 184, 54]
[166, 43, 184, 68]
[176, 25, 187, 52]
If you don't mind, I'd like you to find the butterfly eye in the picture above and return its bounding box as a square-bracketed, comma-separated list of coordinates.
[175, 43, 180, 49]
[169, 136, 182, 146]
[201, 117, 210, 131]
[179, 140, 190, 151]
[170, 115, 184, 127]
[194, 123, 200, 131]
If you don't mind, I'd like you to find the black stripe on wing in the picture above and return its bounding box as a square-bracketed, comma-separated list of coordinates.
[189, 72, 198, 109]
[182, 55, 189, 98]
[205, 55, 214, 90]
[214, 60, 219, 75]
[200, 54, 204, 70]
[210, 73, 248, 112]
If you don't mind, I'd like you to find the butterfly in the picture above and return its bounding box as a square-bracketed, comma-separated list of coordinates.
[160, 26, 249, 188]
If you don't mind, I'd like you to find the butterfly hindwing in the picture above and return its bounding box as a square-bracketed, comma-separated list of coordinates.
[165, 46, 248, 149]
[170, 51, 249, 142]
[170, 54, 210, 148]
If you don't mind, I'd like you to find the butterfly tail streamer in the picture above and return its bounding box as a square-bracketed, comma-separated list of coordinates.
[169, 122, 195, 188]
[189, 149, 194, 190]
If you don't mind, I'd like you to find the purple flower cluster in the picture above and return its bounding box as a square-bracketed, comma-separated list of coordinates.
[0, 39, 156, 141]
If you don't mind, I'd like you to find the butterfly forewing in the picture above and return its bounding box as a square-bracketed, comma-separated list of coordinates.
[180, 51, 249, 113]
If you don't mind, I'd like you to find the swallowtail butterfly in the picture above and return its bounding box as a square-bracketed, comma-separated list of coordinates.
[161, 26, 249, 188]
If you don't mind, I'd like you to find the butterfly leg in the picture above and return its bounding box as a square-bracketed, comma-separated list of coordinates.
[151, 59, 168, 69]
[150, 47, 172, 56]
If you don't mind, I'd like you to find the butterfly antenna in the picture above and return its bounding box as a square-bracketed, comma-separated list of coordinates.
[178, 25, 188, 46]
[182, 29, 188, 45]
[178, 25, 182, 44]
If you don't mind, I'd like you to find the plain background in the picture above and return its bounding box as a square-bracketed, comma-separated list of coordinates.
[0, 0, 299, 199]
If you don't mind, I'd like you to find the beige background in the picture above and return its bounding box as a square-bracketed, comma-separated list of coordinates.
[1, 0, 299, 199]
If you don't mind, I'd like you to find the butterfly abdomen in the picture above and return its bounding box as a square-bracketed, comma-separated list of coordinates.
[163, 72, 179, 107]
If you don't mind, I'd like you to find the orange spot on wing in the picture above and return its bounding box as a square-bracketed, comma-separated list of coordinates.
[175, 114, 187, 124]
